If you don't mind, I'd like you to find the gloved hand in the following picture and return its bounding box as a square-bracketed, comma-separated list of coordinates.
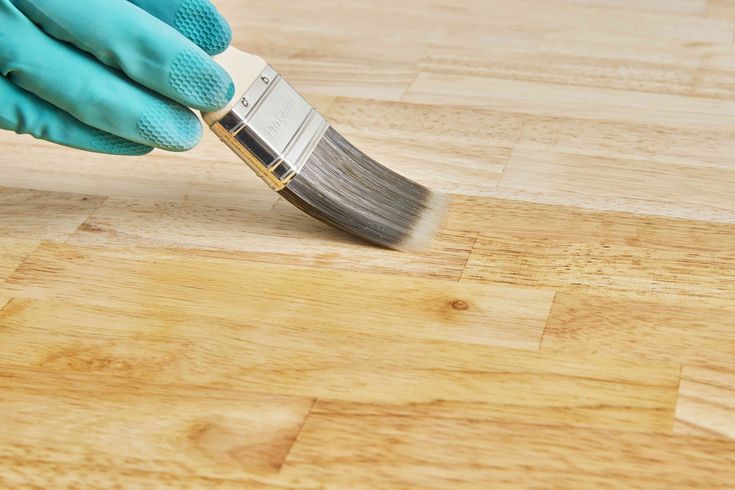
[0, 0, 234, 155]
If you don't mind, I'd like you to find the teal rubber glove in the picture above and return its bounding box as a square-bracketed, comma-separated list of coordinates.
[0, 0, 234, 155]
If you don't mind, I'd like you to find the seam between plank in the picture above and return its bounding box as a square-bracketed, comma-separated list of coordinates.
[537, 291, 558, 352]
[457, 232, 479, 282]
[278, 397, 318, 471]
[0, 295, 13, 312]
[64, 196, 110, 244]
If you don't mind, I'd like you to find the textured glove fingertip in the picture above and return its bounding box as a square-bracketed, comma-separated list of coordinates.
[174, 0, 232, 55]
[90, 130, 154, 156]
[137, 99, 202, 151]
[170, 49, 235, 111]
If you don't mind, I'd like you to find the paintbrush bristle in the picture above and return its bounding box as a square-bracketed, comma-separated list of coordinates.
[279, 127, 448, 251]
[203, 48, 447, 250]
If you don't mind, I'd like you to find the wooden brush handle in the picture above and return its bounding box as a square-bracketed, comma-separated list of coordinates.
[201, 47, 267, 126]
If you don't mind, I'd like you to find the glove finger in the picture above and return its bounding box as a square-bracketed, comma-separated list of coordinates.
[0, 76, 152, 156]
[11, 0, 234, 112]
[0, 1, 202, 151]
[127, 0, 231, 55]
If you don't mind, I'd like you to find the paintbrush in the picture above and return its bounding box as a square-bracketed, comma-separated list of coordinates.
[202, 47, 447, 251]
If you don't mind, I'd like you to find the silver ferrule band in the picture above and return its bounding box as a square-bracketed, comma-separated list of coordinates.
[210, 66, 328, 190]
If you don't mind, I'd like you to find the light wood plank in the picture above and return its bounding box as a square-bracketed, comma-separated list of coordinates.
[4, 243, 550, 348]
[220, 0, 431, 101]
[567, 0, 706, 14]
[66, 197, 475, 280]
[535, 40, 735, 115]
[541, 28, 734, 60]
[0, 133, 277, 209]
[219, 0, 439, 42]
[0, 365, 314, 485]
[405, 73, 735, 131]
[231, 37, 423, 102]
[675, 365, 735, 439]
[449, 196, 735, 249]
[218, 0, 730, 105]
[326, 97, 735, 174]
[1, 465, 300, 490]
[303, 93, 338, 114]
[456, 198, 735, 298]
[0, 296, 678, 433]
[499, 148, 735, 222]
[538, 35, 735, 97]
[0, 238, 38, 281]
[464, 233, 735, 298]
[428, 0, 731, 44]
[419, 40, 735, 99]
[279, 411, 735, 489]
[708, 0, 735, 20]
[0, 187, 105, 241]
[542, 292, 735, 365]
[224, 0, 731, 45]
[3, 0, 735, 486]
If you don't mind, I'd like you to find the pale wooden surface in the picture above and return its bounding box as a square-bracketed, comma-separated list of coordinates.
[1, 0, 735, 487]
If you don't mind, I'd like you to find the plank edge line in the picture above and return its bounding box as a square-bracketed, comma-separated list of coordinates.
[279, 397, 318, 471]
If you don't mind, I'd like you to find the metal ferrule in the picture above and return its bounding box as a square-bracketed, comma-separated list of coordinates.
[209, 66, 329, 190]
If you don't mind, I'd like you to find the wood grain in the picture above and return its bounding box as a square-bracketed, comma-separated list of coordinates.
[449, 196, 735, 248]
[2, 0, 735, 486]
[0, 297, 678, 433]
[0, 292, 11, 311]
[542, 292, 735, 365]
[0, 365, 314, 487]
[464, 233, 735, 298]
[279, 411, 735, 489]
[0, 133, 274, 208]
[457, 198, 735, 298]
[220, 0, 432, 101]
[500, 148, 735, 222]
[326, 96, 735, 178]
[549, 0, 707, 16]
[418, 38, 735, 100]
[406, 73, 735, 130]
[65, 197, 476, 280]
[4, 243, 551, 349]
[0, 466, 298, 490]
[0, 238, 38, 281]
[708, 0, 735, 20]
[0, 186, 105, 241]
[675, 365, 735, 439]
[425, 0, 731, 47]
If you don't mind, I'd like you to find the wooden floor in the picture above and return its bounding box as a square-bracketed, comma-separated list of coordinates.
[2, 0, 735, 487]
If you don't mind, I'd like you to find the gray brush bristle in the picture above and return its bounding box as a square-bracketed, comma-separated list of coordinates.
[279, 127, 448, 251]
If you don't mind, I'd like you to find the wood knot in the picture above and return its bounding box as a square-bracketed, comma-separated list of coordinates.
[450, 300, 469, 311]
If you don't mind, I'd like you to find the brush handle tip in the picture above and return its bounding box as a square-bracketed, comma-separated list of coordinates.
[202, 46, 267, 126]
